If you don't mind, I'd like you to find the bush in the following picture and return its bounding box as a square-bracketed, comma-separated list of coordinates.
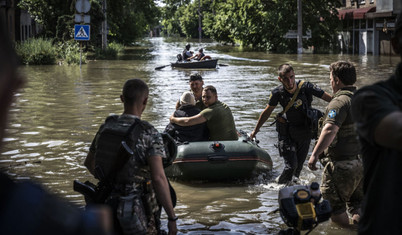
[15, 38, 57, 65]
[95, 42, 124, 59]
[57, 40, 86, 65]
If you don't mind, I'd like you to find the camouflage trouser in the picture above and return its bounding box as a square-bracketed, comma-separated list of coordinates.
[320, 156, 363, 215]
[108, 186, 161, 235]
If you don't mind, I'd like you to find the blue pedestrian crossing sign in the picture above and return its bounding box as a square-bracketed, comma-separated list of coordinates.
[74, 25, 90, 41]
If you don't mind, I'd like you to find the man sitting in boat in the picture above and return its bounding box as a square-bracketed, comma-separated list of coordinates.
[176, 73, 206, 110]
[170, 85, 238, 141]
[182, 43, 193, 61]
[165, 91, 209, 143]
[189, 48, 212, 61]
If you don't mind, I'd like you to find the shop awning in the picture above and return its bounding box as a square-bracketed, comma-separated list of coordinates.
[338, 7, 376, 20]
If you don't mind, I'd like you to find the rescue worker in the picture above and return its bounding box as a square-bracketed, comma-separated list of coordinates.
[176, 73, 206, 111]
[351, 12, 402, 235]
[84, 79, 178, 235]
[308, 61, 363, 228]
[170, 85, 238, 141]
[250, 64, 332, 185]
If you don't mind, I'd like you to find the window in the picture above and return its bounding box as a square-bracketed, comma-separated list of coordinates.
[359, 0, 366, 5]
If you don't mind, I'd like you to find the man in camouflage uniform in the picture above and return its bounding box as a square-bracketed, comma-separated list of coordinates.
[308, 61, 362, 228]
[84, 79, 177, 235]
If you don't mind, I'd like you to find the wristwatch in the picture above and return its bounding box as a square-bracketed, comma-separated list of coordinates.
[168, 216, 179, 221]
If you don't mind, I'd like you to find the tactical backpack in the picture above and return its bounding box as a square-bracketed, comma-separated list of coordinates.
[94, 115, 143, 180]
[74, 115, 177, 205]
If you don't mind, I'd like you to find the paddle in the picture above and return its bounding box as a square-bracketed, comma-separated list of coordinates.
[218, 63, 229, 67]
[155, 64, 170, 70]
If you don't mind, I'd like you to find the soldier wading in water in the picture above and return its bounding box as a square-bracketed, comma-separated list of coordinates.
[84, 79, 178, 235]
[250, 64, 332, 185]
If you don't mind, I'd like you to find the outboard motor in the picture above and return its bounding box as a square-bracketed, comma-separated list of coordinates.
[278, 182, 332, 235]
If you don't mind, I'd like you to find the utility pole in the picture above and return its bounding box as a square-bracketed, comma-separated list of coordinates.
[102, 0, 107, 50]
[297, 0, 302, 54]
[198, 0, 201, 43]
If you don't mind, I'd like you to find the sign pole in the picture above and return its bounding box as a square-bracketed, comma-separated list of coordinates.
[80, 41, 82, 70]
[198, 0, 201, 43]
[297, 0, 303, 54]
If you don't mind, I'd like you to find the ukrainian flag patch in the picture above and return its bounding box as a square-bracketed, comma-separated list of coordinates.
[328, 109, 336, 119]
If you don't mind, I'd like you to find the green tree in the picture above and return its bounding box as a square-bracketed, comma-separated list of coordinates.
[161, 0, 191, 36]
[161, 0, 341, 53]
[108, 0, 160, 44]
[18, 0, 75, 38]
[18, 0, 160, 46]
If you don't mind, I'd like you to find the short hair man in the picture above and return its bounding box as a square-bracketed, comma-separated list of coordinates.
[84, 79, 177, 234]
[250, 64, 332, 185]
[170, 85, 238, 141]
[351, 13, 402, 234]
[189, 73, 206, 110]
[308, 61, 363, 228]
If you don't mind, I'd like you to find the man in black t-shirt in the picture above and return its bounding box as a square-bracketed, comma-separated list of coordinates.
[250, 64, 332, 184]
[351, 13, 402, 235]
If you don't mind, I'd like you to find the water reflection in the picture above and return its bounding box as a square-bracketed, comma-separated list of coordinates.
[1, 37, 399, 234]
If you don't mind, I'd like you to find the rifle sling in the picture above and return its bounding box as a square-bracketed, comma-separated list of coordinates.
[280, 80, 305, 115]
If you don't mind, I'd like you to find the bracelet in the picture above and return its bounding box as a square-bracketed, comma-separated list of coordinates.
[168, 216, 178, 221]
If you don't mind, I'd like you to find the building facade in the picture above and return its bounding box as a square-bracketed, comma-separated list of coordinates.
[0, 0, 39, 42]
[337, 0, 402, 55]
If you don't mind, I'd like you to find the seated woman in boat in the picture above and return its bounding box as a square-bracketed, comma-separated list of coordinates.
[170, 86, 238, 141]
[189, 48, 212, 61]
[165, 91, 209, 143]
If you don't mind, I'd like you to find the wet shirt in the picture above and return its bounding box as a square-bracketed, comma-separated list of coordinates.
[323, 87, 360, 157]
[352, 63, 402, 235]
[200, 100, 238, 141]
[269, 80, 324, 138]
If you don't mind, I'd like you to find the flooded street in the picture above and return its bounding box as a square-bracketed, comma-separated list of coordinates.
[1, 37, 399, 234]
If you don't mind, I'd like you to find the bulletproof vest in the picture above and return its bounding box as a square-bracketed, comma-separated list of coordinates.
[326, 90, 360, 157]
[94, 115, 147, 184]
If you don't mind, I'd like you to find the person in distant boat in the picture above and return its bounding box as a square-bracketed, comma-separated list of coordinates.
[189, 48, 212, 61]
[250, 64, 332, 185]
[170, 85, 238, 141]
[165, 91, 209, 143]
[182, 43, 193, 61]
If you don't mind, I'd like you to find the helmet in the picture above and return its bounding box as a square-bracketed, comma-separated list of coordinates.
[185, 43, 191, 49]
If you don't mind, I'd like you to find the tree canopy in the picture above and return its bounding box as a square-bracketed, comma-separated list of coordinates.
[161, 0, 341, 52]
[18, 0, 160, 46]
[18, 0, 341, 52]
